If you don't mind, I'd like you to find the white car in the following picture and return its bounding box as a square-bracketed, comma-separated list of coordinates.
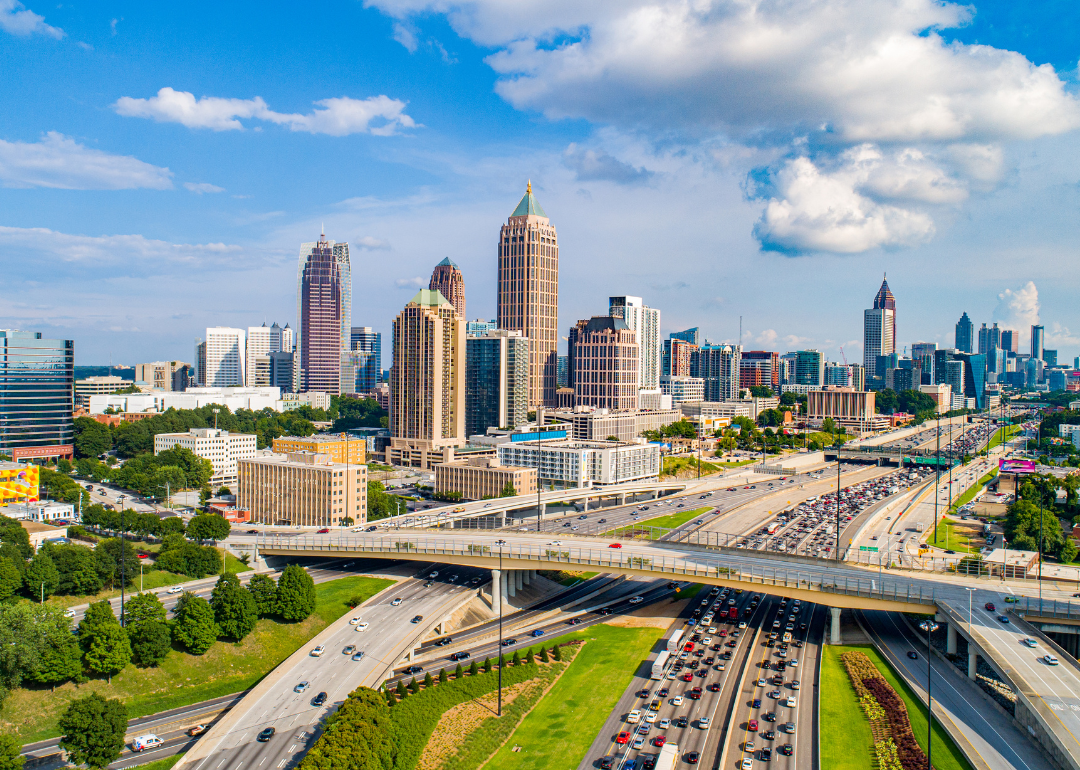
[356, 622, 370, 632]
[698, 717, 711, 728]
[708, 627, 717, 634]
[391, 598, 403, 606]
[1023, 638, 1038, 648]
[659, 717, 671, 728]
[645, 712, 657, 723]
[167, 586, 184, 594]
[64, 608, 76, 618]
[788, 659, 798, 668]
[310, 645, 325, 657]
[629, 596, 644, 604]
[632, 736, 646, 749]
[1044, 654, 1060, 666]
[672, 695, 684, 706]
[742, 759, 754, 770]
[349, 616, 363, 625]
[627, 709, 642, 724]
[756, 678, 767, 687]
[547, 541, 563, 546]
[702, 637, 713, 645]
[738, 621, 747, 629]
[785, 696, 797, 707]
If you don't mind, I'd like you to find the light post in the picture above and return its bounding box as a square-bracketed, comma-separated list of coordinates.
[835, 436, 843, 560]
[117, 494, 127, 625]
[496, 538, 507, 716]
[919, 618, 939, 770]
[933, 414, 941, 546]
[966, 586, 975, 629]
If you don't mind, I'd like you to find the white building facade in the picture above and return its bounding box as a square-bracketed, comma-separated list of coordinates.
[609, 296, 661, 391]
[153, 428, 257, 487]
[660, 375, 705, 406]
[496, 438, 661, 488]
[89, 386, 287, 415]
[200, 327, 246, 387]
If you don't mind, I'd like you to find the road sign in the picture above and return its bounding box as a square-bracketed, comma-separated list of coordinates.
[859, 546, 879, 552]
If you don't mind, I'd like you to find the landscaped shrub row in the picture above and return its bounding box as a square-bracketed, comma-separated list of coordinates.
[875, 737, 904, 770]
[862, 677, 933, 770]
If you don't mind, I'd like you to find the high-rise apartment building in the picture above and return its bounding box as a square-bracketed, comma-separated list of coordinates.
[466, 319, 498, 337]
[388, 289, 466, 469]
[465, 329, 529, 437]
[794, 350, 824, 386]
[863, 308, 895, 373]
[298, 232, 351, 395]
[663, 338, 698, 377]
[349, 327, 381, 393]
[428, 258, 466, 319]
[247, 322, 292, 387]
[955, 312, 973, 353]
[567, 317, 639, 411]
[911, 342, 936, 384]
[497, 182, 558, 407]
[609, 296, 661, 391]
[135, 361, 192, 392]
[0, 331, 74, 457]
[1000, 329, 1018, 354]
[739, 351, 780, 393]
[198, 327, 246, 387]
[670, 328, 700, 345]
[695, 344, 742, 401]
[873, 277, 896, 348]
[1031, 324, 1045, 361]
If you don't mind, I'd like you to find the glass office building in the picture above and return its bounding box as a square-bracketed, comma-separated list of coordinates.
[465, 331, 529, 437]
[0, 330, 74, 453]
[350, 327, 381, 393]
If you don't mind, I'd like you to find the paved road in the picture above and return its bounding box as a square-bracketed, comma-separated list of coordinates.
[859, 609, 1056, 770]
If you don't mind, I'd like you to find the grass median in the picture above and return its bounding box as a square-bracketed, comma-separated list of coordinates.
[926, 519, 977, 554]
[479, 624, 665, 770]
[1, 575, 393, 744]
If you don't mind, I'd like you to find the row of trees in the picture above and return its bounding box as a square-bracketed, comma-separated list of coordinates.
[73, 446, 214, 498]
[1003, 475, 1080, 563]
[81, 508, 230, 544]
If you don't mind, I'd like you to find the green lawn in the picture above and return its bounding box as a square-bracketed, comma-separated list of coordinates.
[660, 456, 721, 478]
[841, 645, 974, 770]
[1, 575, 394, 744]
[641, 506, 711, 529]
[130, 753, 184, 770]
[480, 624, 664, 770]
[717, 459, 757, 468]
[558, 572, 598, 587]
[987, 425, 1021, 451]
[820, 646, 875, 770]
[926, 518, 977, 554]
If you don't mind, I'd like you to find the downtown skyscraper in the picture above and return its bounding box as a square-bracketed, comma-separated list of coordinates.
[497, 182, 558, 407]
[297, 231, 351, 394]
[428, 258, 466, 319]
[609, 296, 661, 392]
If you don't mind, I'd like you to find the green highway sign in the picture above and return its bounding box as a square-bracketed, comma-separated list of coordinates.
[859, 546, 879, 552]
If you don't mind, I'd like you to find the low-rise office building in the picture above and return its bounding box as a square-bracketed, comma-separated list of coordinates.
[547, 408, 683, 443]
[495, 437, 661, 488]
[272, 433, 366, 464]
[237, 451, 367, 527]
[434, 456, 537, 500]
[660, 375, 704, 406]
[74, 376, 132, 408]
[918, 383, 952, 414]
[806, 387, 877, 433]
[154, 428, 257, 488]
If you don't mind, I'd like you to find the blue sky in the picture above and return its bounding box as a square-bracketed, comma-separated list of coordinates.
[1, 0, 1078, 366]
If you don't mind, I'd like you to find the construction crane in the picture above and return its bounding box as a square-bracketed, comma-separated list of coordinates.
[839, 347, 848, 366]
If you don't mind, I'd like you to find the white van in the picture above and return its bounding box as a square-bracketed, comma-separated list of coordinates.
[132, 735, 163, 752]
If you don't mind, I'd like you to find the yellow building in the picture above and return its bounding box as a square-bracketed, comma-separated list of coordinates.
[0, 463, 39, 505]
[237, 451, 367, 527]
[434, 456, 537, 501]
[272, 433, 366, 465]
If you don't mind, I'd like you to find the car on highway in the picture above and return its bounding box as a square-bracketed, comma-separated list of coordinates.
[294, 681, 310, 692]
[312, 692, 327, 706]
[907, 650, 918, 659]
[187, 724, 208, 736]
[1044, 654, 1060, 665]
[449, 651, 471, 661]
[350, 616, 364, 625]
[391, 597, 403, 606]
[616, 731, 632, 744]
[782, 722, 796, 734]
[785, 696, 797, 707]
[672, 695, 684, 706]
[608, 543, 622, 549]
[64, 608, 76, 618]
[411, 615, 424, 623]
[698, 717, 711, 728]
[1023, 638, 1038, 648]
[356, 622, 369, 632]
[685, 751, 700, 764]
[317, 528, 330, 534]
[998, 615, 1010, 624]
[748, 719, 758, 732]
[257, 727, 276, 742]
[343, 644, 356, 655]
[403, 665, 423, 674]
[502, 638, 517, 646]
[351, 651, 365, 661]
[985, 602, 996, 611]
[310, 645, 325, 657]
[629, 596, 644, 604]
[599, 758, 614, 770]
[741, 759, 753, 770]
[632, 735, 646, 749]
[167, 586, 184, 594]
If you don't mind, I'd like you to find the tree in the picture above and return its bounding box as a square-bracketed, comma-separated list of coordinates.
[499, 481, 518, 498]
[172, 592, 219, 654]
[748, 385, 772, 398]
[512, 650, 521, 666]
[0, 735, 24, 770]
[73, 417, 112, 459]
[211, 573, 258, 641]
[438, 668, 448, 683]
[423, 671, 433, 688]
[25, 551, 60, 601]
[99, 539, 138, 587]
[277, 565, 317, 622]
[540, 646, 549, 663]
[409, 678, 419, 694]
[0, 604, 80, 690]
[396, 680, 407, 699]
[0, 559, 22, 602]
[821, 417, 836, 434]
[44, 543, 104, 595]
[454, 663, 463, 678]
[246, 573, 279, 617]
[468, 660, 478, 675]
[58, 694, 128, 769]
[84, 624, 131, 681]
[552, 644, 562, 661]
[876, 389, 898, 415]
[123, 592, 170, 667]
[187, 514, 231, 543]
[482, 657, 492, 673]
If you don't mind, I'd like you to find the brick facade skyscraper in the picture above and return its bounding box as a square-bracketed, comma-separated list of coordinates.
[297, 231, 351, 394]
[567, 317, 639, 411]
[497, 182, 558, 407]
[428, 257, 466, 319]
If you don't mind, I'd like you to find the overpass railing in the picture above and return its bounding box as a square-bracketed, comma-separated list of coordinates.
[1017, 595, 1080, 621]
[258, 534, 939, 608]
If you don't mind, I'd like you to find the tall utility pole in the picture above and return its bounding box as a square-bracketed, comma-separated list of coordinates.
[118, 495, 127, 625]
[933, 415, 941, 545]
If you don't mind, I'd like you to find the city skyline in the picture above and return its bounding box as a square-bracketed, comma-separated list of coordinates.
[2, 1, 1078, 366]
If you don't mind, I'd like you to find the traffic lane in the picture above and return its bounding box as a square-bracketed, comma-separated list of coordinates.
[794, 607, 826, 770]
[860, 610, 1055, 770]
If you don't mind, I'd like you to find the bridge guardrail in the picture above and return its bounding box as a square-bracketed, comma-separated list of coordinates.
[257, 534, 940, 608]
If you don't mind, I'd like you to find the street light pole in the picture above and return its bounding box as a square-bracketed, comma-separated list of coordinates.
[496, 538, 507, 716]
[118, 494, 126, 625]
[919, 618, 939, 770]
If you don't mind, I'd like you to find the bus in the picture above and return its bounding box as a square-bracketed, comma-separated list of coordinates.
[728, 606, 739, 620]
[766, 522, 782, 535]
[651, 650, 671, 680]
[667, 628, 684, 653]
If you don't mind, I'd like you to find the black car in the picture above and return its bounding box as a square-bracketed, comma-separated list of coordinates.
[761, 747, 772, 761]
[763, 712, 776, 722]
[779, 745, 793, 756]
[367, 525, 378, 531]
[599, 758, 614, 770]
[675, 716, 688, 728]
[312, 692, 327, 707]
[685, 751, 700, 764]
[411, 615, 424, 623]
[598, 519, 607, 524]
[567, 618, 582, 625]
[752, 698, 761, 708]
[403, 665, 423, 674]
[658, 687, 669, 697]
[502, 638, 517, 646]
[434, 637, 452, 646]
[450, 651, 471, 661]
[257, 727, 276, 742]
[907, 651, 919, 660]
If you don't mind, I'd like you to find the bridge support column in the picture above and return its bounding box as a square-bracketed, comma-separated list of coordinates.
[829, 607, 841, 644]
[491, 569, 502, 616]
[497, 511, 506, 527]
[583, 497, 590, 511]
[947, 624, 958, 655]
[618, 493, 627, 506]
[508, 571, 517, 599]
[539, 502, 546, 518]
[522, 570, 532, 587]
[516, 569, 524, 592]
[968, 650, 978, 680]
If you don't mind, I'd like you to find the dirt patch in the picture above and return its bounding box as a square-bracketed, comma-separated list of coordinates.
[603, 597, 690, 628]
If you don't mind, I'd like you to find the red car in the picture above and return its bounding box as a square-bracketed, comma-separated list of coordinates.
[317, 528, 330, 534]
[708, 683, 721, 692]
[682, 672, 693, 682]
[608, 543, 622, 549]
[684, 642, 695, 652]
[653, 736, 667, 747]
[616, 732, 630, 745]
[690, 687, 702, 699]
[985, 602, 996, 611]
[748, 719, 759, 732]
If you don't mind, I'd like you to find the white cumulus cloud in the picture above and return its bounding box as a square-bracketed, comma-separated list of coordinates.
[184, 182, 225, 194]
[0, 132, 173, 190]
[0, 0, 62, 38]
[395, 276, 426, 288]
[994, 281, 1040, 332]
[114, 87, 417, 136]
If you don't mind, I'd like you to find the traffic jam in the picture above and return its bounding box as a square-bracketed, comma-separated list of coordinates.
[736, 467, 936, 557]
[600, 587, 815, 770]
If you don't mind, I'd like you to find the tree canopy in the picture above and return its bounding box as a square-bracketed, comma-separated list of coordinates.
[58, 694, 129, 769]
[277, 565, 317, 622]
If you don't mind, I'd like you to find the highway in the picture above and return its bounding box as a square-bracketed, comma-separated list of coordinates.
[858, 610, 1056, 770]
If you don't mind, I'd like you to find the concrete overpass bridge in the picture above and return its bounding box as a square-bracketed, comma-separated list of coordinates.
[825, 445, 958, 468]
[237, 529, 1080, 770]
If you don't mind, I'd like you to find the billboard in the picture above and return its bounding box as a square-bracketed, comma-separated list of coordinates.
[1000, 458, 1036, 474]
[0, 466, 39, 504]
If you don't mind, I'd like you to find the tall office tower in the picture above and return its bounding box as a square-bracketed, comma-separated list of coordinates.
[1000, 329, 1018, 354]
[670, 327, 700, 345]
[135, 361, 192, 392]
[779, 353, 798, 385]
[873, 276, 896, 347]
[268, 352, 294, 392]
[0, 330, 73, 455]
[978, 322, 1001, 357]
[429, 258, 466, 319]
[388, 289, 466, 468]
[297, 231, 351, 395]
[466, 319, 498, 337]
[349, 327, 382, 393]
[739, 351, 780, 393]
[246, 322, 290, 387]
[201, 327, 246, 387]
[465, 329, 529, 437]
[824, 363, 852, 387]
[194, 339, 207, 386]
[863, 308, 895, 372]
[954, 353, 986, 408]
[695, 344, 742, 401]
[663, 338, 698, 377]
[497, 182, 558, 407]
[280, 323, 294, 353]
[955, 312, 974, 353]
[567, 317, 639, 410]
[911, 342, 937, 385]
[1031, 324, 1045, 360]
[1044, 349, 1058, 368]
[849, 363, 866, 391]
[609, 296, 661, 391]
[556, 355, 568, 387]
[794, 349, 824, 386]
